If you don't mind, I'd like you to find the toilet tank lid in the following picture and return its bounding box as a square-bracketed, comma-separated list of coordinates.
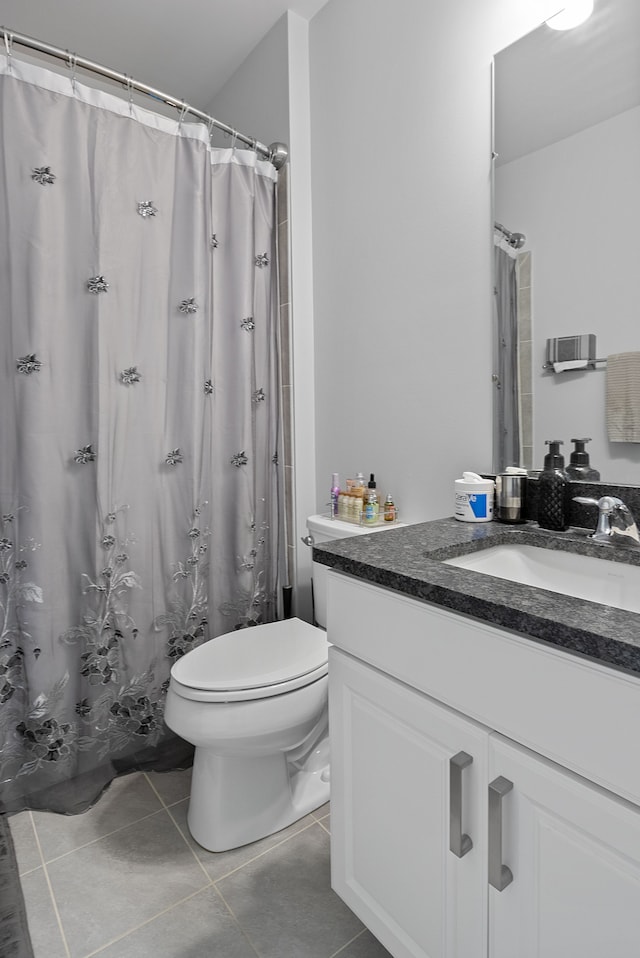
[170, 618, 329, 692]
[307, 514, 405, 540]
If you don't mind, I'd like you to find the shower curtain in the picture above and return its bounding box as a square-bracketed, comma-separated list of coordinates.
[0, 54, 286, 813]
[493, 235, 520, 472]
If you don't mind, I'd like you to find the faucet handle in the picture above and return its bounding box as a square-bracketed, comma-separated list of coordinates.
[573, 495, 620, 513]
[573, 495, 640, 546]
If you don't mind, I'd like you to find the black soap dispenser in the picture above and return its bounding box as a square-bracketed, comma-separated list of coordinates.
[566, 437, 601, 482]
[538, 440, 569, 531]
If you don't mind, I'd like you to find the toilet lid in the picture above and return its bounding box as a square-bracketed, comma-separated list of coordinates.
[170, 617, 329, 693]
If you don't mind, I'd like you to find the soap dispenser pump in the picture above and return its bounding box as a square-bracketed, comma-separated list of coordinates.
[566, 438, 601, 482]
[538, 440, 569, 531]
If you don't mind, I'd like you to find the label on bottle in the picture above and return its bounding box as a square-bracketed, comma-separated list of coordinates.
[454, 492, 493, 522]
[364, 501, 379, 523]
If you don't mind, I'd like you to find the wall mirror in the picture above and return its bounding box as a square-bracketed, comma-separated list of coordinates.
[492, 0, 640, 483]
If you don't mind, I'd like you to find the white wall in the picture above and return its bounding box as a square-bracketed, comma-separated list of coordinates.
[308, 0, 559, 523]
[204, 0, 563, 615]
[206, 14, 290, 148]
[496, 105, 640, 484]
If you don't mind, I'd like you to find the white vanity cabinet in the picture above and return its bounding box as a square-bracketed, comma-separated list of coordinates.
[327, 571, 640, 958]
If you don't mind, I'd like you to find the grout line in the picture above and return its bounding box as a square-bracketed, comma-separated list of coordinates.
[151, 775, 322, 885]
[164, 803, 218, 885]
[143, 770, 167, 805]
[9, 810, 43, 879]
[203, 818, 320, 884]
[79, 884, 214, 958]
[211, 884, 261, 958]
[32, 806, 170, 866]
[311, 805, 330, 822]
[142, 770, 190, 810]
[28, 812, 72, 958]
[328, 928, 370, 958]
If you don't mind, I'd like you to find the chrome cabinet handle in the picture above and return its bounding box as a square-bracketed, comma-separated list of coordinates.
[449, 751, 473, 858]
[488, 776, 513, 890]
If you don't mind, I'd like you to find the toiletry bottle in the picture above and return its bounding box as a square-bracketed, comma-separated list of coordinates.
[353, 485, 365, 520]
[566, 438, 600, 481]
[384, 493, 396, 522]
[538, 440, 569, 531]
[363, 474, 379, 524]
[331, 473, 340, 517]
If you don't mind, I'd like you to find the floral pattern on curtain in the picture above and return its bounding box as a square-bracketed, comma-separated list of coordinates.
[0, 55, 285, 813]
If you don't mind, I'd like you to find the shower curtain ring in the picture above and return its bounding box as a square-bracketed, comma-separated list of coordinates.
[67, 50, 78, 93]
[207, 117, 214, 143]
[3, 29, 13, 71]
[178, 99, 188, 128]
[125, 75, 134, 115]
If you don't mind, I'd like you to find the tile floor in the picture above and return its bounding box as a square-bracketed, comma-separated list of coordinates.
[8, 768, 392, 958]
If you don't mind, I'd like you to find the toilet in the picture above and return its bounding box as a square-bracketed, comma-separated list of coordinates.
[164, 514, 402, 852]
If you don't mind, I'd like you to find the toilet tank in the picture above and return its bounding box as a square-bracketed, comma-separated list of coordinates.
[305, 515, 405, 628]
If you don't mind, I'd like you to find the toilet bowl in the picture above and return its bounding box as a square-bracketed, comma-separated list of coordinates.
[164, 513, 403, 852]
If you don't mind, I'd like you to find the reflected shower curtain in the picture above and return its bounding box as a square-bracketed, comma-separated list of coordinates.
[493, 237, 520, 472]
[0, 56, 285, 813]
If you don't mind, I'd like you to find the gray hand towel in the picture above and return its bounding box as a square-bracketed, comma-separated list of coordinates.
[606, 352, 640, 442]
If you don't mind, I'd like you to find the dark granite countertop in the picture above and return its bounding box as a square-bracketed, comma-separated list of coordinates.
[312, 517, 640, 677]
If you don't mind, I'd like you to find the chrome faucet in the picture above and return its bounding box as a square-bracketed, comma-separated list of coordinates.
[572, 496, 640, 548]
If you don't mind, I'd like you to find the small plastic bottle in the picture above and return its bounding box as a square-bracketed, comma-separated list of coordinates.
[331, 473, 340, 517]
[384, 494, 396, 522]
[363, 474, 379, 524]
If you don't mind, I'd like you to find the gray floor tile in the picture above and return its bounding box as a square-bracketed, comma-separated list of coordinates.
[318, 814, 331, 834]
[31, 772, 163, 862]
[146, 767, 192, 807]
[45, 808, 209, 958]
[312, 802, 330, 821]
[169, 798, 318, 883]
[19, 867, 68, 958]
[216, 822, 363, 958]
[8, 810, 43, 876]
[93, 886, 257, 958]
[332, 929, 393, 958]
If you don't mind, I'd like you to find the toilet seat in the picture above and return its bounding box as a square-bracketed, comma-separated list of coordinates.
[169, 617, 329, 703]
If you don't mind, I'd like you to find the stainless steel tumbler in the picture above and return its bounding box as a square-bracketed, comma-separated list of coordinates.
[495, 474, 527, 523]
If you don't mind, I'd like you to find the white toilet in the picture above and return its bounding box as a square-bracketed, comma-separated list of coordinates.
[164, 514, 402, 852]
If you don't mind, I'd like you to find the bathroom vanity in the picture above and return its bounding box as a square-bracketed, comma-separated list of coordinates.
[313, 518, 640, 958]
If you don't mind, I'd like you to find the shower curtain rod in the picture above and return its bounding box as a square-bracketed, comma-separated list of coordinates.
[1, 26, 288, 169]
[494, 221, 526, 249]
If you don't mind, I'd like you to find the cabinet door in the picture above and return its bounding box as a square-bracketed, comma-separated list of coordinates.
[329, 648, 488, 958]
[489, 734, 640, 958]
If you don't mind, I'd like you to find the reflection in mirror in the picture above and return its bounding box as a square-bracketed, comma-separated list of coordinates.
[492, 0, 640, 482]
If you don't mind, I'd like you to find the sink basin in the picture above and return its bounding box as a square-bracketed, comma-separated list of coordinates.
[443, 543, 640, 614]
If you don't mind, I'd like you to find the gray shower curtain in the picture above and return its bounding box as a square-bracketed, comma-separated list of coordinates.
[493, 239, 520, 472]
[0, 54, 286, 813]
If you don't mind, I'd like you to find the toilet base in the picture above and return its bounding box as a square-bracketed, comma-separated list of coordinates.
[187, 744, 330, 852]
